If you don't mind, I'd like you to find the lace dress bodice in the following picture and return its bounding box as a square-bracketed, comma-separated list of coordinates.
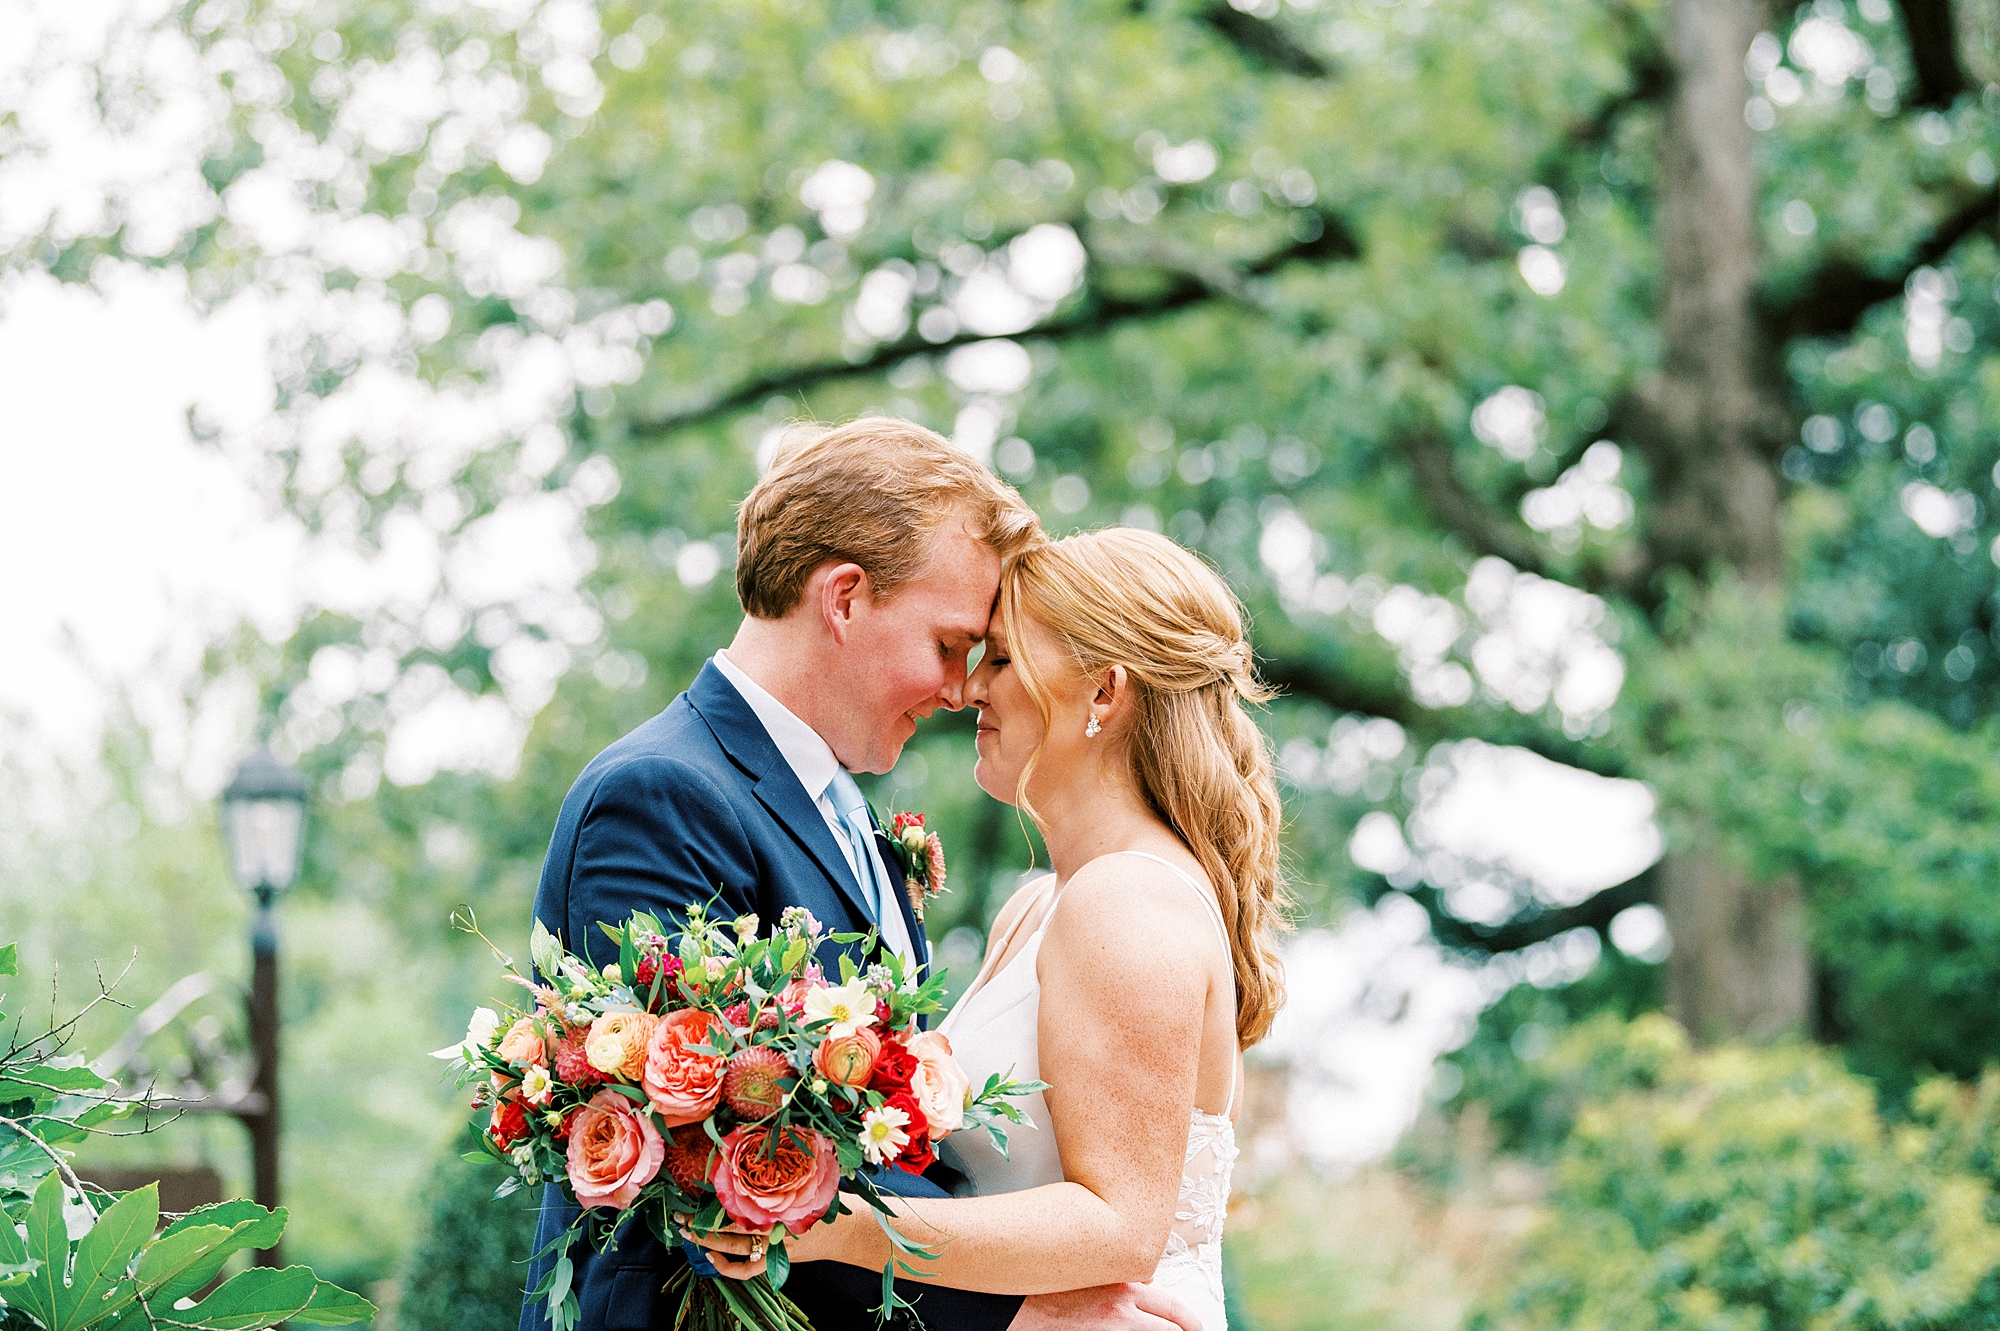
[937, 853, 1237, 1329]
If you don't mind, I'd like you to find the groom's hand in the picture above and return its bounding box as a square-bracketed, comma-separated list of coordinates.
[1009, 1283, 1204, 1331]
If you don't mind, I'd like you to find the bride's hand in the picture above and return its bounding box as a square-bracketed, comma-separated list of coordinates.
[674, 1213, 772, 1281]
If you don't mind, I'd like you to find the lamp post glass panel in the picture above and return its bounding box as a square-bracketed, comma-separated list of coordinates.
[220, 746, 306, 1267]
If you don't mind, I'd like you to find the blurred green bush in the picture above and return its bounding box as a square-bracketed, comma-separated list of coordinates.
[397, 1138, 540, 1331]
[1474, 1015, 2000, 1331]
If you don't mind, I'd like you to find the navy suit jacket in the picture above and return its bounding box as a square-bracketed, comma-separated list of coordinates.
[519, 663, 1022, 1331]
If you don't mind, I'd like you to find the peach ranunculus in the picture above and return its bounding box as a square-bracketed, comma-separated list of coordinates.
[905, 1031, 970, 1138]
[497, 1015, 550, 1067]
[565, 1088, 664, 1209]
[812, 1027, 881, 1088]
[584, 1011, 658, 1081]
[642, 1007, 727, 1126]
[712, 1124, 839, 1234]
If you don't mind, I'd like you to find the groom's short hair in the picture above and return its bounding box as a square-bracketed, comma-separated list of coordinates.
[735, 417, 1040, 619]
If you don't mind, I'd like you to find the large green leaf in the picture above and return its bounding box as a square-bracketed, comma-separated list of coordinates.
[14, 1171, 71, 1328]
[0, 1065, 108, 1095]
[286, 1280, 377, 1326]
[151, 1205, 286, 1307]
[168, 1263, 318, 1330]
[133, 1224, 236, 1299]
[0, 1198, 28, 1265]
[54, 1182, 158, 1330]
[0, 943, 16, 977]
[162, 1200, 285, 1248]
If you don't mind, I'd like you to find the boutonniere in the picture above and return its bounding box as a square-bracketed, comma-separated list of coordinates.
[883, 811, 948, 920]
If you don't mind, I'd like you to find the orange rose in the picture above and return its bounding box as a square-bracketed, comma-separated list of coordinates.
[812, 1027, 880, 1088]
[584, 1011, 658, 1081]
[565, 1088, 664, 1209]
[642, 1007, 727, 1126]
[497, 1015, 549, 1067]
[712, 1124, 839, 1234]
[905, 1031, 969, 1138]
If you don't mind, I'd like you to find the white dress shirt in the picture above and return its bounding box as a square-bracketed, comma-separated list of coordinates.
[710, 651, 916, 964]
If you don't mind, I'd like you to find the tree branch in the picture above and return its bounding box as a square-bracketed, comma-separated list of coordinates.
[1394, 430, 1556, 578]
[1199, 4, 1333, 79]
[1257, 650, 1633, 778]
[1416, 863, 1658, 954]
[1896, 0, 1967, 109]
[626, 215, 1359, 439]
[1766, 183, 1999, 341]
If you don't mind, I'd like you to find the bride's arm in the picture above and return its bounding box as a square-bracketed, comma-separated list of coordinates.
[697, 857, 1218, 1294]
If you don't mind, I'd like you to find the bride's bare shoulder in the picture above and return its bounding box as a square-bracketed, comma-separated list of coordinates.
[1048, 851, 1218, 953]
[987, 871, 1058, 939]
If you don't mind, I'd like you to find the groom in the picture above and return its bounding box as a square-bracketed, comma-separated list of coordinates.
[521, 418, 1200, 1331]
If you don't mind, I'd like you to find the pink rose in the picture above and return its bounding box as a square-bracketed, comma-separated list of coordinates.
[777, 975, 823, 1016]
[497, 1015, 549, 1067]
[642, 1007, 727, 1126]
[565, 1088, 664, 1209]
[712, 1124, 839, 1234]
[905, 1031, 969, 1138]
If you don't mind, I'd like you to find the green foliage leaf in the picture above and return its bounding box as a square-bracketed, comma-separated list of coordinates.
[530, 920, 563, 982]
[0, 943, 15, 977]
[56, 1182, 159, 1328]
[170, 1264, 319, 1330]
[0, 1064, 108, 1095]
[286, 1280, 378, 1326]
[146, 1208, 283, 1309]
[16, 1171, 72, 1329]
[133, 1223, 236, 1296]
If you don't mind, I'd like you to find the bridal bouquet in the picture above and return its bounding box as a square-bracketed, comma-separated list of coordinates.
[438, 904, 1040, 1331]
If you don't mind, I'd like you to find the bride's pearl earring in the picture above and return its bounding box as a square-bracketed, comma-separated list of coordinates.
[1084, 715, 1101, 738]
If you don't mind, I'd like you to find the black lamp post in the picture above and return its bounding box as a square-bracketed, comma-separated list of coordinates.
[220, 745, 306, 1268]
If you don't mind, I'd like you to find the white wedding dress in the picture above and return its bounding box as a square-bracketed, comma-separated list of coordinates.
[938, 852, 1237, 1331]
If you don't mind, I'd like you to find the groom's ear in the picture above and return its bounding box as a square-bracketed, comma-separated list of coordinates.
[819, 562, 871, 643]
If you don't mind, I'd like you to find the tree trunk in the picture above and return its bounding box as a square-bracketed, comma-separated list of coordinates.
[1641, 0, 1814, 1041]
[1660, 850, 1813, 1042]
[1640, 0, 1789, 586]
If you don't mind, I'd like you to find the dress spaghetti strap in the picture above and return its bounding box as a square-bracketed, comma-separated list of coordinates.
[951, 873, 1060, 1014]
[1112, 850, 1239, 1119]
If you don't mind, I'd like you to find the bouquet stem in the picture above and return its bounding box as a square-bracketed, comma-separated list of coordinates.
[667, 1267, 816, 1331]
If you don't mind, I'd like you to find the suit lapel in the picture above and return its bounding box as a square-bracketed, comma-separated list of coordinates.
[685, 663, 878, 927]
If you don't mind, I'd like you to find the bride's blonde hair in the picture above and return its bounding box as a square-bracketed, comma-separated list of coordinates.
[1000, 527, 1293, 1047]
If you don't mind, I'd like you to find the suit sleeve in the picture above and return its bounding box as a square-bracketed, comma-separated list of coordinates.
[559, 755, 759, 968]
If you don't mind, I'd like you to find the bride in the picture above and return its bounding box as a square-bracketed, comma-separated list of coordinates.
[689, 527, 1291, 1330]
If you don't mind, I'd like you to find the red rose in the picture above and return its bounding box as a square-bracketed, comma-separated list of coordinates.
[883, 1092, 933, 1173]
[868, 1038, 918, 1094]
[891, 812, 924, 834]
[489, 1094, 529, 1151]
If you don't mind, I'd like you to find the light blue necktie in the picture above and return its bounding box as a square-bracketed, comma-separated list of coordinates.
[826, 770, 916, 964]
[825, 770, 880, 914]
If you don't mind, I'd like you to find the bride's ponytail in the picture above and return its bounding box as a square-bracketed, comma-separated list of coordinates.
[1001, 528, 1294, 1048]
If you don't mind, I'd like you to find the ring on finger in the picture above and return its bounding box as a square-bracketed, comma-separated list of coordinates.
[748, 1238, 765, 1262]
